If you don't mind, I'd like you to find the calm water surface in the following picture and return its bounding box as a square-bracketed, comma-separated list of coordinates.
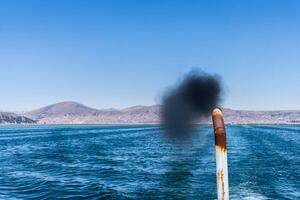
[0, 125, 299, 199]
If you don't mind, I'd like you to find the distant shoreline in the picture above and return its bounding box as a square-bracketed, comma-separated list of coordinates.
[2, 102, 300, 125]
[1, 122, 300, 126]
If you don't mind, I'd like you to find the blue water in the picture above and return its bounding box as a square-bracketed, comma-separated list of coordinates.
[0, 125, 299, 199]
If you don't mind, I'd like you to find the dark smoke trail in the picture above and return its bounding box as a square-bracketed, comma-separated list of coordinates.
[161, 70, 223, 138]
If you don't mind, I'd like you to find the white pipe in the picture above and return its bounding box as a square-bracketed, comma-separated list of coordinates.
[212, 108, 229, 200]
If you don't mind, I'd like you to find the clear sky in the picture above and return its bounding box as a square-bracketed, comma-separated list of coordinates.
[1, 0, 300, 111]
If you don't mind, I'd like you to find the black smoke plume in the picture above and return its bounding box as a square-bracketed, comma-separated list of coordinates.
[161, 70, 222, 138]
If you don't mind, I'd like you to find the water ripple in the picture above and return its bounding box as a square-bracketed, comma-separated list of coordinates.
[0, 124, 299, 199]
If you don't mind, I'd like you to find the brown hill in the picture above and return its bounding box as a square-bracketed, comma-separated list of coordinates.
[25, 101, 102, 120]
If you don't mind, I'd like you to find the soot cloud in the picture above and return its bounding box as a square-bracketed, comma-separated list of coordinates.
[161, 70, 223, 138]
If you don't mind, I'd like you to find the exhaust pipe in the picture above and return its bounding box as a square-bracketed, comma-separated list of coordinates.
[212, 108, 229, 200]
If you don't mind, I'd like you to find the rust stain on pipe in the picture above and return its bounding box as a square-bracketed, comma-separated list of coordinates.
[217, 169, 225, 200]
[212, 108, 227, 151]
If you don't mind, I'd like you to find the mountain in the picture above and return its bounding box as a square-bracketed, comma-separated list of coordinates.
[23, 101, 300, 124]
[24, 102, 159, 124]
[0, 112, 36, 124]
[26, 101, 101, 120]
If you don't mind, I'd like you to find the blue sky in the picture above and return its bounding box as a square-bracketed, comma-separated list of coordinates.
[1, 0, 300, 111]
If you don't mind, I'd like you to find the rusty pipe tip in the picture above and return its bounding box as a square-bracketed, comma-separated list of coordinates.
[212, 108, 223, 117]
[212, 108, 225, 129]
[212, 107, 227, 150]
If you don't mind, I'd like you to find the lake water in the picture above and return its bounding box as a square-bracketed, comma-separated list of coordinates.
[0, 125, 299, 199]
